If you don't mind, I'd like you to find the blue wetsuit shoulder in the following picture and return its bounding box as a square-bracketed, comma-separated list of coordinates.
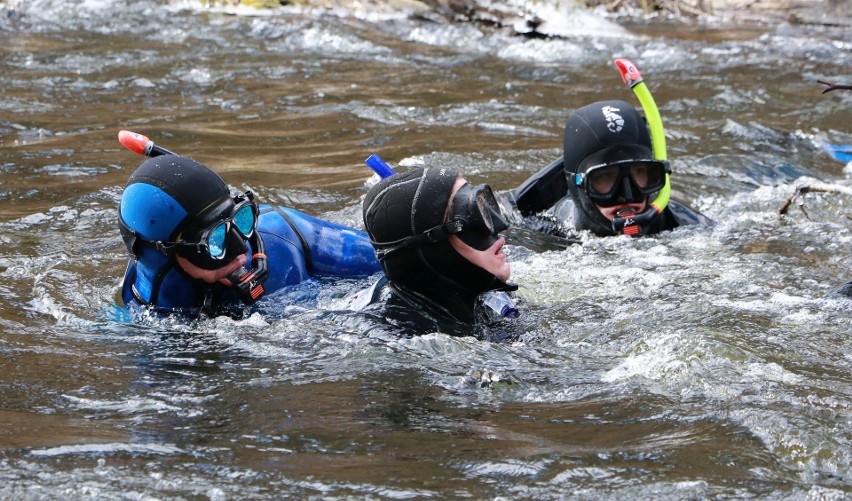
[269, 206, 381, 276]
[119, 258, 206, 315]
[256, 206, 312, 292]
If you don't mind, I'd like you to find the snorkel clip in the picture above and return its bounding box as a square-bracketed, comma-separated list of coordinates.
[611, 206, 663, 236]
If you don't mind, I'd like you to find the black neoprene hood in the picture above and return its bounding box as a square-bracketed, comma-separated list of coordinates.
[123, 154, 231, 240]
[120, 154, 247, 269]
[563, 100, 654, 175]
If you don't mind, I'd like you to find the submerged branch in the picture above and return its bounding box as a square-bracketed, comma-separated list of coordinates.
[818, 79, 852, 94]
[777, 181, 852, 219]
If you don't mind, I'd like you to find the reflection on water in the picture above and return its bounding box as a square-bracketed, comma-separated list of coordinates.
[1, 0, 850, 498]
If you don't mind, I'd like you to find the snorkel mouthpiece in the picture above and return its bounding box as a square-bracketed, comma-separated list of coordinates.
[226, 209, 269, 305]
[613, 208, 639, 235]
[612, 206, 657, 236]
[227, 253, 268, 305]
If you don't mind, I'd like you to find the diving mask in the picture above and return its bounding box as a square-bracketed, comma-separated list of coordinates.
[575, 159, 670, 208]
[450, 182, 509, 251]
[179, 191, 259, 267]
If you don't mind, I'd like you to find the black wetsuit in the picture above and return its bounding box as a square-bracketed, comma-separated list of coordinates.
[509, 100, 713, 238]
[346, 276, 520, 340]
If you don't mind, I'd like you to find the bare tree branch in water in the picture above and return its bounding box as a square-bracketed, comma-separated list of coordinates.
[777, 181, 852, 220]
[818, 79, 852, 94]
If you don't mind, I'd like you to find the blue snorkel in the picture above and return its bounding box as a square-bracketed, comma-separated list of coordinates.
[365, 154, 397, 179]
[363, 154, 519, 319]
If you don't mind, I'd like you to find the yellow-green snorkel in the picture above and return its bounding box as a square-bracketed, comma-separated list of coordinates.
[611, 58, 672, 235]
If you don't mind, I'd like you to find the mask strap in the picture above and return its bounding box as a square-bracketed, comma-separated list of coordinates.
[372, 218, 464, 260]
[119, 211, 206, 258]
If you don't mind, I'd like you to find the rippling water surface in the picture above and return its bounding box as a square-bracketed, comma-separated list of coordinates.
[1, 0, 850, 498]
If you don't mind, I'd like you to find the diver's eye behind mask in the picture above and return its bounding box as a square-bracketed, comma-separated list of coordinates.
[179, 191, 259, 265]
[575, 159, 670, 208]
[450, 183, 509, 251]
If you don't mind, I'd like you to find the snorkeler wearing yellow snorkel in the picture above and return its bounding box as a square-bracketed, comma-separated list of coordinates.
[511, 59, 712, 238]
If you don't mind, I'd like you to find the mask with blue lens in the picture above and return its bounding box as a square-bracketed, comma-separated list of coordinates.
[177, 191, 259, 270]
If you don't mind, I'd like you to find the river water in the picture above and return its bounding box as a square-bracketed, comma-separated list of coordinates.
[1, 0, 850, 498]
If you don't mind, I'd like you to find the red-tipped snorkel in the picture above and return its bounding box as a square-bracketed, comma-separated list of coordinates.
[117, 130, 177, 158]
[611, 59, 672, 236]
[117, 130, 268, 307]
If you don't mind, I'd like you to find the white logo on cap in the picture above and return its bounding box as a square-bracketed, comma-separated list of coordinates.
[602, 106, 624, 133]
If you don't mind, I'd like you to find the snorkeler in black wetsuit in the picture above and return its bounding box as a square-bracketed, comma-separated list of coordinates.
[356, 167, 517, 336]
[511, 100, 712, 238]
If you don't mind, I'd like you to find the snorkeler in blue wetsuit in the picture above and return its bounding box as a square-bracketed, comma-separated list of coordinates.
[117, 154, 380, 318]
[511, 100, 712, 238]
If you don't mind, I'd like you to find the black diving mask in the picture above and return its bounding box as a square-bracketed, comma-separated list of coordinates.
[175, 191, 258, 269]
[575, 159, 670, 208]
[450, 182, 509, 250]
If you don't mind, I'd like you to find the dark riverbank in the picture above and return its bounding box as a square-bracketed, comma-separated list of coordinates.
[165, 0, 852, 34]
